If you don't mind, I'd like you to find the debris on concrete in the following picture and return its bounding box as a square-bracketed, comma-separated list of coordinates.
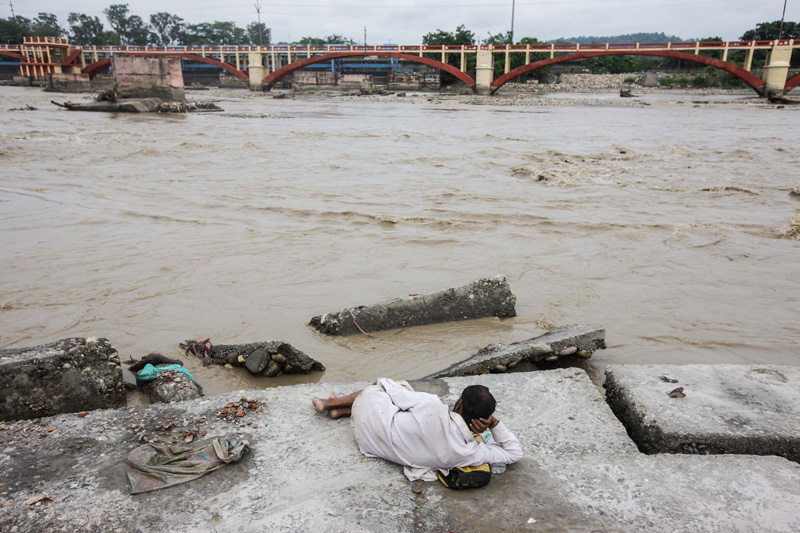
[7, 104, 37, 111]
[141, 368, 204, 404]
[310, 275, 517, 336]
[426, 324, 605, 378]
[619, 88, 637, 98]
[604, 364, 800, 462]
[0, 337, 125, 422]
[188, 340, 325, 377]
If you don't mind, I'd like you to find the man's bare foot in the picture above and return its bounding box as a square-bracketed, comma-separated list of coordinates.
[329, 407, 351, 419]
[312, 397, 328, 413]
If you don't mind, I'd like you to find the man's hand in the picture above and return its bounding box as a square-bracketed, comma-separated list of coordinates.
[468, 416, 498, 434]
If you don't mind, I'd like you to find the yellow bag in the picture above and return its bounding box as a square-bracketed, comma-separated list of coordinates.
[437, 434, 492, 490]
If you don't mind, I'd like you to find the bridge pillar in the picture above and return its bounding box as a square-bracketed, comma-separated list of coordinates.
[247, 52, 267, 91]
[475, 49, 494, 95]
[762, 44, 793, 94]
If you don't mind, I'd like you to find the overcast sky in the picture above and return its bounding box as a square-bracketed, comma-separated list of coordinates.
[5, 0, 798, 44]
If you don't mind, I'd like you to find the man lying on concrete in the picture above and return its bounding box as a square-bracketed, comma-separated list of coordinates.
[312, 378, 522, 484]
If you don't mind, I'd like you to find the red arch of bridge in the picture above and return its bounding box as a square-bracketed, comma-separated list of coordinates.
[262, 52, 475, 89]
[0, 50, 23, 60]
[492, 50, 766, 94]
[786, 73, 800, 91]
[82, 53, 249, 81]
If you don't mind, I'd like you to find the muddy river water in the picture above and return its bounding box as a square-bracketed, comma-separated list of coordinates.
[1, 87, 798, 401]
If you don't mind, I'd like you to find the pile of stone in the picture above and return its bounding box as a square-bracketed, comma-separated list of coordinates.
[209, 341, 325, 377]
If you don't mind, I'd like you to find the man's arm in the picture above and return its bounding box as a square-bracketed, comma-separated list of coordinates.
[484, 421, 523, 464]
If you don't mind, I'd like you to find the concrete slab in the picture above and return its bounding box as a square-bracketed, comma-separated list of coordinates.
[1, 371, 799, 532]
[310, 275, 516, 336]
[605, 364, 800, 461]
[0, 338, 125, 421]
[426, 324, 606, 378]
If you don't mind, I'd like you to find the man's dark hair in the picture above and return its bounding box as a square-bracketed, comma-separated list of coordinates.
[459, 385, 496, 426]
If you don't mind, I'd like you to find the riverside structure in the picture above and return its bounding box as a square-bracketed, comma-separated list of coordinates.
[2, 36, 798, 95]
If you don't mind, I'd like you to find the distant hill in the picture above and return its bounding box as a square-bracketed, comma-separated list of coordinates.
[548, 32, 688, 44]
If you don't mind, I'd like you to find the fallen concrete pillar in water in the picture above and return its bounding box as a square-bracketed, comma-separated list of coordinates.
[0, 338, 125, 421]
[310, 275, 517, 336]
[604, 364, 800, 462]
[205, 341, 325, 377]
[426, 324, 606, 378]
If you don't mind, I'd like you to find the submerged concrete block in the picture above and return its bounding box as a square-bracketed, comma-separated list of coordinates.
[210, 341, 325, 376]
[310, 275, 517, 336]
[427, 324, 605, 378]
[605, 364, 800, 462]
[0, 338, 125, 421]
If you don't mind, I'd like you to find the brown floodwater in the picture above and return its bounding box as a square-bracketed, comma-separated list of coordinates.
[1, 87, 798, 403]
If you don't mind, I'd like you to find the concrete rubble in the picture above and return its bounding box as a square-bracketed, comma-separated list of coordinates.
[310, 275, 517, 336]
[605, 364, 800, 462]
[427, 324, 605, 378]
[208, 341, 325, 377]
[0, 338, 125, 422]
[1, 371, 799, 532]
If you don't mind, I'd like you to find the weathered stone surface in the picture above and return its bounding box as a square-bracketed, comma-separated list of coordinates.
[142, 373, 203, 403]
[213, 341, 325, 376]
[605, 364, 800, 462]
[310, 275, 517, 336]
[2, 372, 800, 532]
[0, 337, 125, 421]
[426, 324, 605, 378]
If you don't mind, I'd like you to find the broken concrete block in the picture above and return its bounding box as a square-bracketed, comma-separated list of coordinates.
[426, 325, 605, 378]
[604, 364, 800, 462]
[211, 342, 325, 376]
[0, 338, 125, 421]
[310, 275, 517, 336]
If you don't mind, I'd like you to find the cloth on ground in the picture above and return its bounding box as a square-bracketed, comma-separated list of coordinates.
[135, 363, 194, 387]
[126, 437, 250, 494]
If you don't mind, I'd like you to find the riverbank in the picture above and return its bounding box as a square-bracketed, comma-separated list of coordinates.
[1, 369, 799, 532]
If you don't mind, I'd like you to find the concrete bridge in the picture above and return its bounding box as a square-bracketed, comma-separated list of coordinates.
[2, 36, 798, 95]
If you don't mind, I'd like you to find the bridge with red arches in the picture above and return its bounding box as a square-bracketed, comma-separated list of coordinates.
[1, 37, 798, 95]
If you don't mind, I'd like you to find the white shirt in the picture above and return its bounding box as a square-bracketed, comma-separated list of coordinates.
[352, 378, 523, 481]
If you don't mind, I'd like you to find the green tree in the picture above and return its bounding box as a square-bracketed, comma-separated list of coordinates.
[0, 16, 31, 44]
[247, 22, 271, 46]
[126, 15, 150, 45]
[296, 34, 352, 45]
[739, 21, 800, 67]
[422, 24, 475, 46]
[149, 12, 184, 46]
[741, 20, 800, 40]
[31, 13, 63, 38]
[67, 13, 105, 45]
[103, 4, 132, 43]
[180, 21, 247, 45]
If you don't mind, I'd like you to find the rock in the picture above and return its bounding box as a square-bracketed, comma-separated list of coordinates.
[264, 360, 281, 378]
[227, 352, 239, 366]
[211, 341, 324, 376]
[640, 72, 659, 88]
[244, 349, 269, 374]
[310, 275, 516, 336]
[141, 373, 203, 403]
[493, 364, 507, 373]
